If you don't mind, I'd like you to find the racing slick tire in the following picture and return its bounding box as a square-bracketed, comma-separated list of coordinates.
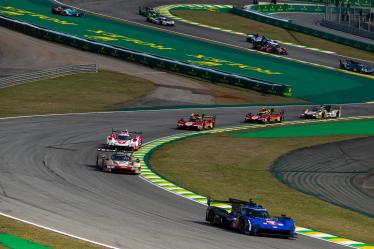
[206, 211, 215, 224]
[213, 215, 223, 226]
[239, 219, 247, 234]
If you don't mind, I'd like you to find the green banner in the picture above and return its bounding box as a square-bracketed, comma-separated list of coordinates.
[251, 4, 326, 13]
[286, 0, 373, 7]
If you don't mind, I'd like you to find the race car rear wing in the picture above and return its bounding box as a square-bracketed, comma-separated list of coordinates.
[202, 114, 216, 120]
[97, 147, 134, 153]
[111, 128, 142, 134]
[207, 196, 256, 207]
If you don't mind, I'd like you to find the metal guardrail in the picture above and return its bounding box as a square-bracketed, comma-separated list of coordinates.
[0, 64, 97, 89]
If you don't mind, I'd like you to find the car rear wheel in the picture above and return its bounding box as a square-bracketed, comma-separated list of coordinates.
[207, 211, 214, 224]
[239, 220, 246, 234]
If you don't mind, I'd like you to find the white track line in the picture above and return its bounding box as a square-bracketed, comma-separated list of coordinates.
[0, 212, 119, 249]
[52, 0, 374, 77]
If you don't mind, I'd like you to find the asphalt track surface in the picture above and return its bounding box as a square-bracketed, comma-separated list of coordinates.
[273, 12, 374, 45]
[61, 0, 374, 68]
[273, 136, 374, 217]
[0, 0, 373, 248]
[1, 104, 374, 249]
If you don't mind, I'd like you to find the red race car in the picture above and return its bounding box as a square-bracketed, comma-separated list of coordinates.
[245, 108, 284, 123]
[177, 113, 216, 130]
[51, 6, 84, 17]
[259, 43, 287, 55]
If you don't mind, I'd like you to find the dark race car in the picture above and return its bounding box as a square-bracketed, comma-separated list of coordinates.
[147, 15, 175, 26]
[52, 6, 84, 17]
[340, 59, 374, 74]
[139, 6, 159, 17]
[247, 34, 287, 55]
[259, 43, 287, 55]
[246, 34, 274, 44]
[206, 197, 296, 237]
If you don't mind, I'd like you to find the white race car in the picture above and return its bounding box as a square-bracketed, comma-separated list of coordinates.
[147, 15, 175, 26]
[106, 129, 143, 151]
[96, 151, 141, 174]
[300, 105, 341, 119]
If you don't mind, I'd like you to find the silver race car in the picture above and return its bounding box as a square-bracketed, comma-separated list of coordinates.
[147, 15, 175, 26]
[96, 151, 141, 174]
[300, 105, 341, 119]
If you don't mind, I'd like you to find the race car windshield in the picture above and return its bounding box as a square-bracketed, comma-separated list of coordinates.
[118, 135, 131, 140]
[189, 117, 200, 122]
[312, 107, 321, 112]
[242, 208, 271, 218]
[111, 155, 130, 161]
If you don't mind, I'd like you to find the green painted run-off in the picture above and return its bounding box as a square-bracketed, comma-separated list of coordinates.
[0, 0, 373, 103]
[231, 119, 374, 137]
[0, 234, 51, 249]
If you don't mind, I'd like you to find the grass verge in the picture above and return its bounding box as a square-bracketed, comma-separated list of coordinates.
[150, 133, 374, 244]
[0, 70, 304, 117]
[0, 70, 155, 117]
[0, 215, 104, 249]
[171, 10, 374, 62]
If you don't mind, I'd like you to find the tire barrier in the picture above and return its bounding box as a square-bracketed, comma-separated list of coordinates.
[0, 15, 292, 97]
[231, 6, 374, 53]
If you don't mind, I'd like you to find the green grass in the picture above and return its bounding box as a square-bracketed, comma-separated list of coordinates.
[150, 133, 374, 244]
[0, 216, 104, 249]
[171, 10, 374, 62]
[0, 70, 304, 118]
[0, 70, 155, 117]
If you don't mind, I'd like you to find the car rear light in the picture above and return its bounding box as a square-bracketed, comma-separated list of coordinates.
[132, 139, 137, 142]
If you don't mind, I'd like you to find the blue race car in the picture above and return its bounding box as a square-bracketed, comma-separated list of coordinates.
[52, 6, 84, 17]
[340, 59, 374, 74]
[205, 197, 296, 237]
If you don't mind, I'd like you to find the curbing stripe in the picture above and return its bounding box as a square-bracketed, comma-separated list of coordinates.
[135, 115, 374, 249]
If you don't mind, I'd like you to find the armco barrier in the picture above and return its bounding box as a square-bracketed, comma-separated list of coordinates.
[231, 7, 374, 53]
[0, 15, 292, 97]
